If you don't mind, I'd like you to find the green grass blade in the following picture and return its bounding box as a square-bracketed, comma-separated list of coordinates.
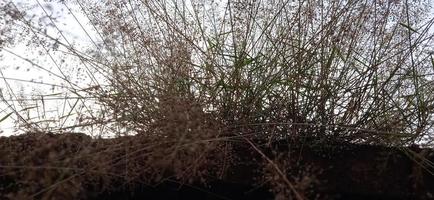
[0, 112, 13, 123]
[399, 22, 419, 34]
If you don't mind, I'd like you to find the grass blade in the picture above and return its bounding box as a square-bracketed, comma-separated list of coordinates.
[0, 112, 13, 123]
[399, 22, 419, 34]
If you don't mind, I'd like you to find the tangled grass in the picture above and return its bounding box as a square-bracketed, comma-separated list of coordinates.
[1, 0, 434, 199]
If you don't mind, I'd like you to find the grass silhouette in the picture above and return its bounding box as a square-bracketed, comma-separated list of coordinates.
[1, 0, 434, 199]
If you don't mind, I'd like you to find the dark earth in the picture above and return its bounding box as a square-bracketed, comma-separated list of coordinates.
[1, 133, 433, 199]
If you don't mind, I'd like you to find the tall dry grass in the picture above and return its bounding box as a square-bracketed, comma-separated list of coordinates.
[1, 0, 434, 199]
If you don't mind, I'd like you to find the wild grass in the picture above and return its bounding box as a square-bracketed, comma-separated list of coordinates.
[1, 0, 434, 199]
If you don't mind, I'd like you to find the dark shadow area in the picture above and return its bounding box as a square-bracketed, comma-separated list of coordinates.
[1, 133, 433, 199]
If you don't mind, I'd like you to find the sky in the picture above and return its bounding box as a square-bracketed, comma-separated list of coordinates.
[0, 0, 100, 136]
[1, 0, 434, 138]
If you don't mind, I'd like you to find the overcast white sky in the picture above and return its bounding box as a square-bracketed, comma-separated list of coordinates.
[1, 0, 434, 137]
[0, 0, 100, 136]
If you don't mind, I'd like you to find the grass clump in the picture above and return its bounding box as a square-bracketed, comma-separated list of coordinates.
[1, 0, 434, 199]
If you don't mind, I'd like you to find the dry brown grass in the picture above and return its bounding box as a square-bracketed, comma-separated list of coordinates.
[1, 0, 434, 199]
